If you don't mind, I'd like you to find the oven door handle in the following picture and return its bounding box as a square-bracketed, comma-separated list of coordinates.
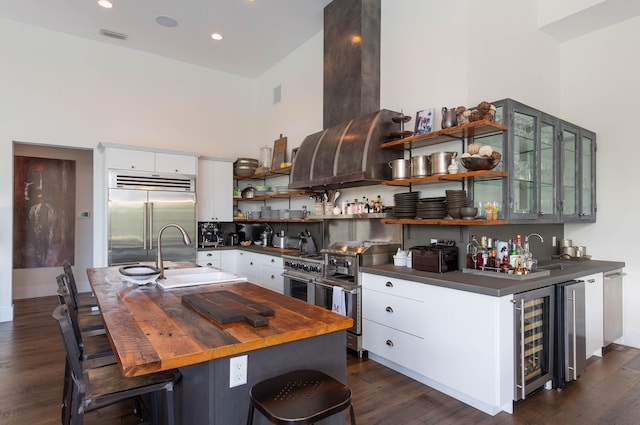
[314, 279, 359, 294]
[281, 272, 316, 283]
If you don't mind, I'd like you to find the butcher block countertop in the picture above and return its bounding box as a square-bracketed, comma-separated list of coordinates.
[87, 265, 352, 377]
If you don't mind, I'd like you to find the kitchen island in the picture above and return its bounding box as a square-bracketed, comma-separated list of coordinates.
[87, 265, 353, 425]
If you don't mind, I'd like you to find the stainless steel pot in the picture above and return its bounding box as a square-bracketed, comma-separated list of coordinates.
[241, 185, 256, 198]
[272, 235, 287, 249]
[430, 152, 454, 176]
[411, 155, 430, 177]
[389, 159, 410, 180]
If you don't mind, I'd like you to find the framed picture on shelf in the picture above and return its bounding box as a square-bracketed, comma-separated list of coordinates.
[272, 134, 287, 170]
[414, 108, 435, 135]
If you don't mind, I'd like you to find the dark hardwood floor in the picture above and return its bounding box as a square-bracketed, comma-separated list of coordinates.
[2, 296, 640, 424]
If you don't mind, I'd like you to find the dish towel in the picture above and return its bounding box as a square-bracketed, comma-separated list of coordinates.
[332, 286, 346, 316]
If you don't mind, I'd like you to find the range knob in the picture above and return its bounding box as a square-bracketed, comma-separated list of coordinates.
[329, 258, 337, 266]
[343, 260, 352, 268]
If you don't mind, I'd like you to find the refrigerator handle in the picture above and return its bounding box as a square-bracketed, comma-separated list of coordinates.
[143, 202, 148, 250]
[149, 202, 154, 249]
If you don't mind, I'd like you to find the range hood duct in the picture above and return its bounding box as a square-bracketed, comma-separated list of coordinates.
[289, 109, 401, 190]
[290, 0, 401, 190]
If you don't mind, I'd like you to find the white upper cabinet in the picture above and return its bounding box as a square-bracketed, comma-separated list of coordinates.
[197, 157, 233, 222]
[104, 146, 197, 175]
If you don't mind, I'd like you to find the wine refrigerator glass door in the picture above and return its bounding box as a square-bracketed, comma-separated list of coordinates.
[514, 285, 555, 400]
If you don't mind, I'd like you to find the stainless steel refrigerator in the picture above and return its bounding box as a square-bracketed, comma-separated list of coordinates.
[107, 170, 196, 266]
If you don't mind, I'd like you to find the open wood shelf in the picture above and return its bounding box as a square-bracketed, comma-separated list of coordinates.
[382, 120, 507, 150]
[233, 218, 320, 223]
[381, 218, 508, 226]
[234, 166, 292, 180]
[381, 170, 507, 186]
[234, 190, 316, 202]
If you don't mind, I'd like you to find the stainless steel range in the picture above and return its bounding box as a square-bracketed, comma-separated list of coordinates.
[282, 253, 323, 304]
[320, 241, 400, 355]
[284, 241, 399, 355]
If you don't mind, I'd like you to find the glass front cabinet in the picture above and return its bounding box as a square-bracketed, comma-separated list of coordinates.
[472, 98, 596, 223]
[559, 122, 597, 222]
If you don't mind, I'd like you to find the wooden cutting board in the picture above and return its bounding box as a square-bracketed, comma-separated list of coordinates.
[182, 290, 275, 327]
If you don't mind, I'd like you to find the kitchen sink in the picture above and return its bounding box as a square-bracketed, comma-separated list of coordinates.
[534, 261, 577, 271]
[157, 267, 247, 289]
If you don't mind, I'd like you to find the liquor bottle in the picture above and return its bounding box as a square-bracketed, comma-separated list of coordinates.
[499, 251, 512, 274]
[488, 248, 498, 269]
[509, 235, 524, 268]
[480, 236, 489, 268]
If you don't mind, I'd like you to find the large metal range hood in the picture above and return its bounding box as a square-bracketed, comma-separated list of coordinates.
[288, 109, 402, 190]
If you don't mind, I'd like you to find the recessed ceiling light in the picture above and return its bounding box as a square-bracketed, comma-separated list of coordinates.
[98, 0, 113, 8]
[211, 33, 223, 41]
[155, 15, 178, 28]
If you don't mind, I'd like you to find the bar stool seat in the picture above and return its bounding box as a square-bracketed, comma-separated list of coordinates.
[247, 369, 355, 425]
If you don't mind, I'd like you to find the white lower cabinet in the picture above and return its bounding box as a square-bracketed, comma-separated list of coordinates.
[583, 272, 604, 358]
[196, 251, 221, 268]
[236, 250, 283, 293]
[220, 250, 238, 273]
[362, 272, 515, 416]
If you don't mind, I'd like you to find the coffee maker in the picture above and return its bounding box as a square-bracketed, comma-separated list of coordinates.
[198, 222, 224, 247]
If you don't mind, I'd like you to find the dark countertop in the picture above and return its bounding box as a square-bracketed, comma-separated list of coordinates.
[198, 245, 299, 257]
[361, 260, 625, 297]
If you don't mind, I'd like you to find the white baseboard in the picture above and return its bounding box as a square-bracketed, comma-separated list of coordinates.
[0, 304, 14, 322]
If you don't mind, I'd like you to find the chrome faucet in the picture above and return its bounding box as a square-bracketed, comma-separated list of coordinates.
[156, 223, 192, 280]
[525, 233, 544, 248]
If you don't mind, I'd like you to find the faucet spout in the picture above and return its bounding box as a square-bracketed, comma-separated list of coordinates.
[156, 223, 192, 280]
[526, 233, 544, 243]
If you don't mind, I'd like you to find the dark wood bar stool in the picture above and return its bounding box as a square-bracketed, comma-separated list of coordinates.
[53, 304, 181, 425]
[247, 369, 356, 425]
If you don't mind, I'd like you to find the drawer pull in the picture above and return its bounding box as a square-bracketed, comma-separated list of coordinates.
[386, 340, 394, 347]
[206, 263, 212, 267]
[206, 253, 212, 257]
[385, 306, 394, 313]
[587, 279, 595, 283]
[270, 275, 275, 280]
[385, 282, 394, 288]
[270, 258, 275, 263]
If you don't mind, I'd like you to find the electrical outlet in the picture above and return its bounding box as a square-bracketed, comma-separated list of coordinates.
[229, 355, 248, 388]
[552, 236, 557, 247]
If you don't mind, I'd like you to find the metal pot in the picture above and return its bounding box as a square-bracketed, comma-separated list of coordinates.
[241, 185, 256, 198]
[441, 107, 458, 128]
[411, 155, 430, 177]
[430, 152, 454, 176]
[272, 235, 287, 249]
[228, 233, 239, 246]
[389, 159, 410, 180]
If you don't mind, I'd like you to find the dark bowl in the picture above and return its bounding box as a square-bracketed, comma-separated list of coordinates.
[448, 208, 462, 219]
[460, 207, 478, 219]
[460, 156, 500, 171]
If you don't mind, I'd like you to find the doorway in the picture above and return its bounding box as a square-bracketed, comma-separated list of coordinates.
[12, 142, 93, 299]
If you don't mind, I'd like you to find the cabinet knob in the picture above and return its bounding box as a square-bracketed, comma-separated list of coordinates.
[130, 165, 135, 169]
[386, 340, 394, 347]
[271, 259, 275, 263]
[270, 275, 275, 280]
[385, 306, 394, 313]
[250, 262, 254, 266]
[587, 279, 595, 283]
[385, 282, 394, 288]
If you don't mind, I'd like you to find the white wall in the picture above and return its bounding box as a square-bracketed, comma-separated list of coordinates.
[0, 18, 255, 320]
[560, 16, 640, 347]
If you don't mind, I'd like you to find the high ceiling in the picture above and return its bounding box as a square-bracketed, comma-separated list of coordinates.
[0, 0, 333, 78]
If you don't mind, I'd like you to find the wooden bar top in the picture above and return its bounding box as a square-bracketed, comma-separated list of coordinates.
[87, 265, 353, 377]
